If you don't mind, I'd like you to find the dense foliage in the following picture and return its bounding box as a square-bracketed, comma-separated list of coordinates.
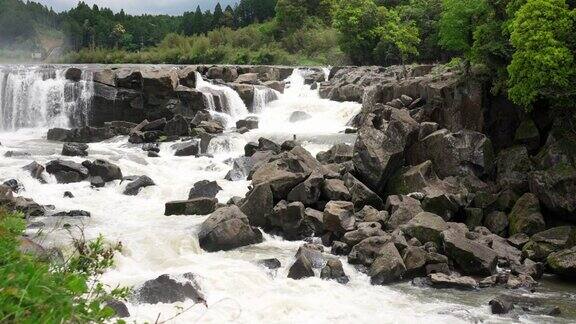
[0, 208, 128, 323]
[1, 0, 575, 109]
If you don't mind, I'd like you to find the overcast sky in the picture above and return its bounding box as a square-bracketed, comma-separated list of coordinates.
[36, 0, 238, 15]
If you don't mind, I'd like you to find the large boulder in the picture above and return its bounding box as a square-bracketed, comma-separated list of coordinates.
[529, 164, 576, 219]
[342, 173, 384, 210]
[508, 193, 545, 236]
[348, 235, 393, 266]
[85, 159, 123, 182]
[385, 195, 424, 230]
[286, 172, 323, 205]
[134, 273, 205, 305]
[522, 226, 576, 261]
[402, 212, 449, 247]
[547, 246, 576, 279]
[198, 206, 263, 252]
[45, 160, 89, 183]
[240, 184, 274, 228]
[165, 198, 218, 216]
[316, 144, 353, 164]
[406, 129, 494, 179]
[369, 242, 406, 285]
[441, 229, 498, 276]
[164, 114, 190, 136]
[321, 258, 349, 284]
[496, 146, 533, 193]
[62, 143, 88, 157]
[323, 201, 355, 235]
[342, 223, 387, 247]
[270, 201, 312, 240]
[188, 180, 222, 199]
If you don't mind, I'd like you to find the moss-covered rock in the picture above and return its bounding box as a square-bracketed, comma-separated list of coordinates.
[402, 212, 449, 247]
[514, 119, 540, 153]
[547, 246, 576, 279]
[529, 164, 576, 219]
[508, 193, 545, 236]
[522, 226, 576, 261]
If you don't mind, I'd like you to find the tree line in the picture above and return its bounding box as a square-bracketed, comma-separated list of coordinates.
[1, 0, 575, 110]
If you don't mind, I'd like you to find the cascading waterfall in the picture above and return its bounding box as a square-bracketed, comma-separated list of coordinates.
[252, 86, 279, 114]
[0, 66, 93, 131]
[194, 72, 249, 126]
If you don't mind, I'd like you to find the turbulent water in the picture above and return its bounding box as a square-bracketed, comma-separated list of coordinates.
[0, 65, 573, 324]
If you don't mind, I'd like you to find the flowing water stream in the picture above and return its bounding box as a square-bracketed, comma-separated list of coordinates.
[0, 65, 573, 323]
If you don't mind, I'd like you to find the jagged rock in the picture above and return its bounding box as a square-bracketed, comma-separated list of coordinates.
[240, 184, 274, 228]
[402, 212, 449, 247]
[141, 118, 166, 132]
[321, 179, 351, 201]
[483, 211, 508, 236]
[442, 229, 498, 276]
[173, 141, 200, 157]
[251, 151, 312, 200]
[465, 208, 483, 231]
[386, 195, 424, 230]
[342, 222, 387, 247]
[508, 233, 530, 249]
[496, 146, 533, 193]
[270, 201, 312, 240]
[198, 206, 263, 252]
[509, 193, 545, 236]
[289, 111, 312, 123]
[46, 160, 89, 183]
[63, 191, 74, 198]
[165, 198, 218, 216]
[288, 254, 314, 280]
[406, 129, 494, 179]
[323, 201, 355, 234]
[511, 259, 544, 280]
[164, 115, 190, 136]
[342, 173, 384, 210]
[134, 273, 205, 305]
[529, 164, 576, 219]
[198, 120, 224, 134]
[48, 126, 116, 143]
[355, 205, 388, 225]
[257, 137, 281, 153]
[428, 273, 477, 290]
[188, 180, 222, 199]
[207, 66, 238, 82]
[331, 241, 350, 256]
[547, 246, 576, 279]
[402, 246, 428, 278]
[287, 172, 323, 205]
[316, 144, 353, 164]
[236, 73, 259, 84]
[489, 235, 522, 265]
[522, 226, 576, 261]
[348, 235, 393, 266]
[321, 258, 349, 284]
[123, 176, 155, 196]
[369, 242, 406, 285]
[85, 159, 123, 182]
[62, 143, 88, 157]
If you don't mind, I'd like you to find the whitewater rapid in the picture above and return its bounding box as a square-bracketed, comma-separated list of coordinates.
[0, 67, 562, 323]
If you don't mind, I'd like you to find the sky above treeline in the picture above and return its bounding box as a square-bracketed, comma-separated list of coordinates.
[36, 0, 238, 15]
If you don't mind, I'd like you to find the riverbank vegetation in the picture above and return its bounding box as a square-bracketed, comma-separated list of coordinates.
[0, 208, 128, 322]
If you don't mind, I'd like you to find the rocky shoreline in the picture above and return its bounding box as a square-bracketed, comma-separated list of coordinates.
[2, 63, 575, 319]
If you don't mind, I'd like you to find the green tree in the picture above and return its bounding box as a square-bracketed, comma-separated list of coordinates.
[438, 0, 489, 57]
[213, 2, 224, 28]
[398, 0, 443, 62]
[275, 0, 308, 33]
[507, 0, 575, 108]
[376, 9, 420, 66]
[333, 0, 384, 64]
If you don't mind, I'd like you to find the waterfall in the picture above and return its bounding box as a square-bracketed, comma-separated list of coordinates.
[194, 72, 248, 127]
[0, 66, 93, 131]
[252, 86, 279, 114]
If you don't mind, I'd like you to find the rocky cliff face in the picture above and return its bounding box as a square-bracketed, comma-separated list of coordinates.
[84, 65, 296, 126]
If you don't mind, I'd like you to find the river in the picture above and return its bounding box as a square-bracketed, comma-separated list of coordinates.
[0, 64, 573, 323]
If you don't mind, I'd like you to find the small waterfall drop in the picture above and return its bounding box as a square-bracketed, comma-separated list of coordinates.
[194, 72, 249, 126]
[0, 66, 93, 131]
[252, 86, 279, 114]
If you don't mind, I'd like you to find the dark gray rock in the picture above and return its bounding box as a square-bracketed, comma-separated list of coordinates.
[188, 180, 222, 199]
[321, 258, 349, 284]
[173, 141, 200, 157]
[134, 273, 205, 305]
[85, 159, 123, 182]
[369, 242, 406, 285]
[198, 206, 263, 252]
[123, 176, 155, 196]
[442, 229, 498, 276]
[165, 198, 218, 216]
[62, 143, 89, 157]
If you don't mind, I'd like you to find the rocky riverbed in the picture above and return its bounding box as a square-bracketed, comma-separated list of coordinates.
[1, 64, 575, 323]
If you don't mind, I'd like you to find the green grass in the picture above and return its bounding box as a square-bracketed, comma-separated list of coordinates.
[0, 208, 129, 323]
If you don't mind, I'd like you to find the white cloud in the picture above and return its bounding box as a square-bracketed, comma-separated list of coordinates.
[36, 0, 237, 15]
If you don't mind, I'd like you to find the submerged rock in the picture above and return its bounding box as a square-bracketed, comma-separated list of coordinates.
[123, 176, 156, 196]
